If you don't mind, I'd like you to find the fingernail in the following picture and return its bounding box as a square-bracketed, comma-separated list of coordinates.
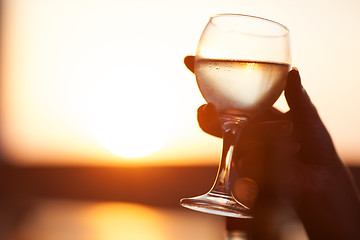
[289, 67, 300, 82]
[203, 103, 217, 115]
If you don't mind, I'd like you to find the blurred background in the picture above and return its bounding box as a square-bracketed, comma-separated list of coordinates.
[0, 0, 359, 239]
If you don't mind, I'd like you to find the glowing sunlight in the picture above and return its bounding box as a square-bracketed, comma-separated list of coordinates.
[87, 66, 176, 158]
[12, 201, 224, 240]
[1, 0, 360, 165]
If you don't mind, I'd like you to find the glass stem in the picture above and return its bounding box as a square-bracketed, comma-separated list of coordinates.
[209, 116, 247, 196]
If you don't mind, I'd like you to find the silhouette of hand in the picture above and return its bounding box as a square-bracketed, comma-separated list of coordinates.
[184, 55, 360, 239]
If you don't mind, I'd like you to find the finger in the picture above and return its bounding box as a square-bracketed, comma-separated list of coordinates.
[285, 68, 321, 123]
[232, 177, 259, 208]
[197, 103, 222, 137]
[184, 55, 195, 73]
[197, 103, 290, 139]
[251, 120, 293, 138]
[241, 120, 293, 142]
[251, 107, 284, 123]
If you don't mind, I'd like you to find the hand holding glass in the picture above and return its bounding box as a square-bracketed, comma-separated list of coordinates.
[180, 14, 291, 218]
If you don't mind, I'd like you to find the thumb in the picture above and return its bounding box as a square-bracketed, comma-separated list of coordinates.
[285, 68, 321, 124]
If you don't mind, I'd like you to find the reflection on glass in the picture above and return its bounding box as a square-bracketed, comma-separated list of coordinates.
[181, 14, 290, 218]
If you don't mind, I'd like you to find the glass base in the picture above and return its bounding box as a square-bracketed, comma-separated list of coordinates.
[180, 192, 252, 218]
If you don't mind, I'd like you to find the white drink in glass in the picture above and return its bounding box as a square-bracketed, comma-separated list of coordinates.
[195, 58, 289, 117]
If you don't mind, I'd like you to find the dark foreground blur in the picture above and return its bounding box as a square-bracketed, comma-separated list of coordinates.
[1, 164, 359, 240]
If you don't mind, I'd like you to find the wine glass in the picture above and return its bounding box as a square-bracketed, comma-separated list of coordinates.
[180, 14, 290, 218]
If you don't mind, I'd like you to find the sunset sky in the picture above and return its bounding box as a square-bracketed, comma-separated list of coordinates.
[1, 0, 360, 166]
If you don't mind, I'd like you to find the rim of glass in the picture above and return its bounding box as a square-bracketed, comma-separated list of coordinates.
[209, 13, 289, 38]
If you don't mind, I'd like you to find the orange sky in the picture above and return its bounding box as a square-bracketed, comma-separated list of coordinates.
[1, 0, 360, 166]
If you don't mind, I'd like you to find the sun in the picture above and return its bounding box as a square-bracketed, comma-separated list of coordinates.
[88, 65, 176, 159]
